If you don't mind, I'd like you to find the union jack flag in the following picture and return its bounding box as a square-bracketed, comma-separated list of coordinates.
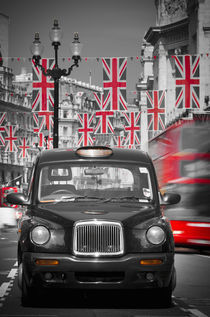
[112, 135, 125, 148]
[18, 137, 30, 159]
[125, 144, 136, 149]
[146, 90, 166, 131]
[33, 105, 54, 133]
[5, 125, 18, 152]
[77, 113, 95, 146]
[174, 55, 200, 109]
[102, 58, 127, 111]
[34, 129, 45, 149]
[32, 58, 54, 140]
[32, 58, 54, 112]
[94, 111, 114, 134]
[122, 112, 141, 146]
[93, 92, 109, 110]
[0, 112, 6, 146]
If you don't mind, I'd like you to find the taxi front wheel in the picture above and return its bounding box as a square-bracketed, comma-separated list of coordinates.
[21, 271, 35, 307]
[151, 281, 173, 308]
[155, 286, 172, 307]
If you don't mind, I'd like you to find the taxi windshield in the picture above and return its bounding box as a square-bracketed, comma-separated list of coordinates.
[38, 163, 153, 203]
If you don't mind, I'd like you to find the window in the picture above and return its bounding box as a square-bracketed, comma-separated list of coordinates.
[63, 126, 68, 136]
[63, 110, 68, 118]
[38, 163, 153, 202]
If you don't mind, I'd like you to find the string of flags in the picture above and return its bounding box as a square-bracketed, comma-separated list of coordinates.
[0, 53, 202, 151]
[0, 113, 33, 158]
[0, 53, 210, 63]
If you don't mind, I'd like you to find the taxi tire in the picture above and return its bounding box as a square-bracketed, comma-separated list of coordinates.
[21, 273, 34, 307]
[155, 267, 176, 307]
[153, 278, 173, 308]
[156, 285, 172, 307]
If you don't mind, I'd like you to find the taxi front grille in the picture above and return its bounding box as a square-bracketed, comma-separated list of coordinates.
[73, 220, 124, 256]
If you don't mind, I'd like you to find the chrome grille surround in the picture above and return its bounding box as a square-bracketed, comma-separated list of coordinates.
[73, 220, 124, 257]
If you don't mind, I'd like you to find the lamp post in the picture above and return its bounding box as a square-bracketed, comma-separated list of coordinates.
[42, 125, 49, 149]
[30, 20, 83, 148]
[34, 134, 41, 152]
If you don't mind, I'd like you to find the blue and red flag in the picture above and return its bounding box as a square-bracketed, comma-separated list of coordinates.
[146, 90, 166, 131]
[32, 58, 55, 137]
[112, 135, 125, 148]
[94, 111, 114, 134]
[4, 125, 18, 152]
[102, 58, 127, 111]
[93, 92, 110, 110]
[122, 112, 141, 147]
[0, 112, 6, 146]
[77, 113, 95, 146]
[18, 137, 30, 159]
[174, 55, 200, 109]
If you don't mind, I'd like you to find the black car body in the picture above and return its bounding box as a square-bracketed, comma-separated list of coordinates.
[7, 146, 180, 306]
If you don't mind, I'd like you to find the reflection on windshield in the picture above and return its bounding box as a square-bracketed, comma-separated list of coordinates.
[38, 163, 153, 203]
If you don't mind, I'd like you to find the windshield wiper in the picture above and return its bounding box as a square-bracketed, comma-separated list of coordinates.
[56, 195, 106, 202]
[74, 196, 106, 201]
[119, 196, 140, 200]
[51, 195, 151, 203]
[104, 196, 151, 203]
[120, 196, 152, 202]
[42, 195, 107, 203]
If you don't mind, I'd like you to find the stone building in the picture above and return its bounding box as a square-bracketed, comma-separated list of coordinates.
[0, 13, 9, 68]
[0, 65, 34, 187]
[138, 0, 210, 140]
[59, 77, 102, 148]
[0, 13, 34, 188]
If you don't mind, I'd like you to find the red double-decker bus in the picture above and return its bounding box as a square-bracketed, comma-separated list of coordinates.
[0, 186, 18, 208]
[148, 112, 210, 251]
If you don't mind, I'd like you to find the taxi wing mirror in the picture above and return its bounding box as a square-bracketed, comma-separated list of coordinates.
[6, 192, 29, 206]
[160, 192, 181, 206]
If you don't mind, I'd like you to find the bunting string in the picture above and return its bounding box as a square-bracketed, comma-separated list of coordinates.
[1, 53, 210, 63]
[0, 53, 209, 150]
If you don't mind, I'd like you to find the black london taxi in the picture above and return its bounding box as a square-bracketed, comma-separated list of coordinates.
[7, 146, 180, 306]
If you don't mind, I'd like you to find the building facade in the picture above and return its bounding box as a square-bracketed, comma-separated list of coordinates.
[0, 65, 34, 188]
[0, 13, 35, 188]
[138, 0, 210, 142]
[0, 13, 9, 68]
[59, 78, 102, 148]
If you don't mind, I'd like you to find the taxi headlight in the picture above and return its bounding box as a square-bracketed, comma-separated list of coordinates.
[31, 226, 50, 245]
[146, 226, 165, 245]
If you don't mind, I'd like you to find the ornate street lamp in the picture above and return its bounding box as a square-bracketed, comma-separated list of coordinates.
[33, 134, 41, 152]
[42, 125, 49, 149]
[30, 20, 82, 148]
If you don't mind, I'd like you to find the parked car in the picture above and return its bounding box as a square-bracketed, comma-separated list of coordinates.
[7, 146, 180, 307]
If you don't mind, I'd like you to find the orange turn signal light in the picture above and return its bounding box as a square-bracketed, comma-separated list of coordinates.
[140, 259, 163, 265]
[35, 259, 59, 266]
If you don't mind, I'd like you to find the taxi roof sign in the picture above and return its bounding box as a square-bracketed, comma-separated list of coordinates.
[76, 146, 113, 158]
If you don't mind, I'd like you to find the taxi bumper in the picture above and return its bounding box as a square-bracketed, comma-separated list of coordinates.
[22, 252, 175, 290]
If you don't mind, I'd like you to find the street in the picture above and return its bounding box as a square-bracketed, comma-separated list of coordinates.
[0, 228, 209, 317]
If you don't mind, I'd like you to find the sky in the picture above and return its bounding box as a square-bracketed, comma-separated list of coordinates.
[0, 0, 156, 94]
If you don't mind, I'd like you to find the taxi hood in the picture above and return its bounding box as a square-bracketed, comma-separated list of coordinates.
[32, 201, 158, 229]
